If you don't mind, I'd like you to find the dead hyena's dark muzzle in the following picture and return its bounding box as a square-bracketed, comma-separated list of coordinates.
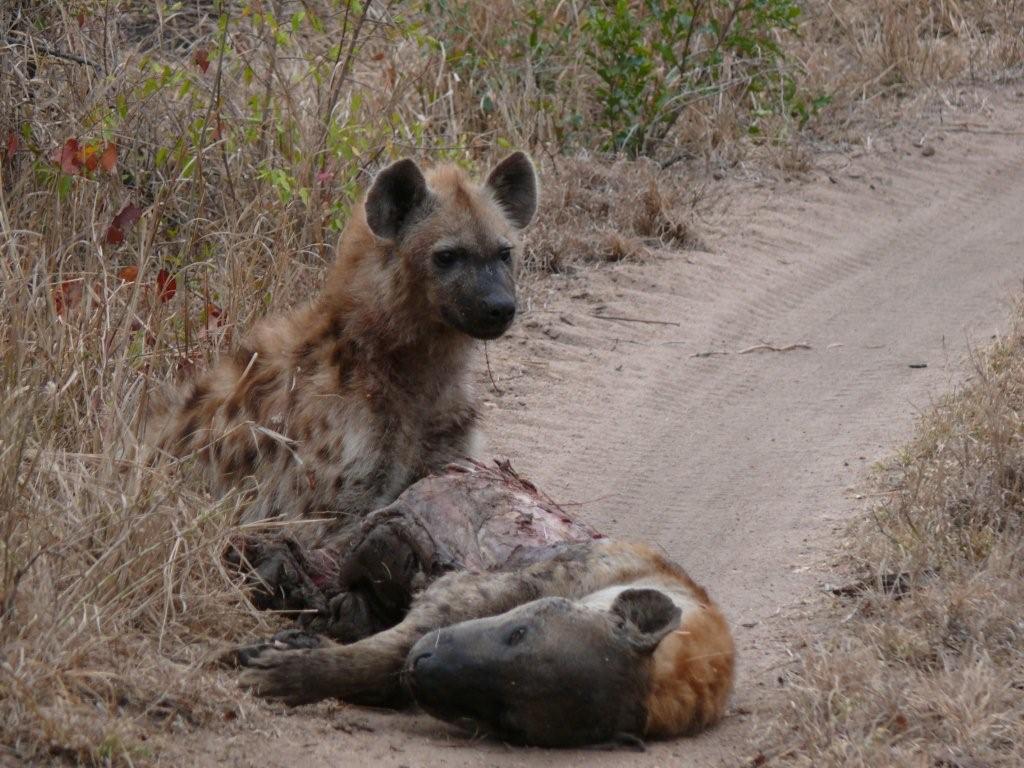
[403, 597, 652, 747]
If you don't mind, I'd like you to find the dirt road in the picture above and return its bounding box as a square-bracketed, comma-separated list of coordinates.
[183, 107, 1024, 766]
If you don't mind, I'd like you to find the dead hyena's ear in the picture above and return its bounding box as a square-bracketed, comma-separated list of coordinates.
[611, 589, 682, 654]
[365, 158, 430, 240]
[486, 151, 538, 229]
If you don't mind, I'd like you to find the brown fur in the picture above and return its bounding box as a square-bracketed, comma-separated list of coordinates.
[153, 156, 535, 539]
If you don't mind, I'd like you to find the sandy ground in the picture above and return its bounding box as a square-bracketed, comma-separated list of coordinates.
[172, 97, 1024, 766]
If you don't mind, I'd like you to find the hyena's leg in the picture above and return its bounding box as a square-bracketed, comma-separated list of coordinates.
[303, 513, 441, 642]
[225, 505, 440, 644]
[238, 565, 553, 707]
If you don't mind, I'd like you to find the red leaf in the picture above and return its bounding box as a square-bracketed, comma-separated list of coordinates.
[4, 131, 17, 160]
[112, 202, 142, 231]
[100, 143, 117, 172]
[53, 280, 83, 315]
[105, 202, 142, 244]
[118, 265, 139, 282]
[52, 138, 82, 175]
[63, 139, 82, 173]
[316, 169, 334, 185]
[77, 12, 87, 27]
[206, 302, 224, 321]
[156, 269, 177, 302]
[193, 48, 210, 73]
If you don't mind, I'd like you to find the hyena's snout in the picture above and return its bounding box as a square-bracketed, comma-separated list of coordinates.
[403, 629, 469, 710]
[482, 289, 516, 328]
[442, 263, 517, 340]
[469, 282, 516, 339]
[403, 622, 510, 730]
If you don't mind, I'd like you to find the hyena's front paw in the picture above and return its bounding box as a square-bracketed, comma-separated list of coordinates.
[227, 628, 326, 668]
[302, 590, 383, 643]
[238, 647, 331, 706]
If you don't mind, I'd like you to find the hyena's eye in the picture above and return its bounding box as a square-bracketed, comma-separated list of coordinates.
[506, 626, 527, 646]
[433, 249, 458, 269]
[498, 247, 512, 264]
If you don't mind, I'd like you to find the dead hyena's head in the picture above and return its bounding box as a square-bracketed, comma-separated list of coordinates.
[404, 589, 681, 747]
[363, 152, 537, 340]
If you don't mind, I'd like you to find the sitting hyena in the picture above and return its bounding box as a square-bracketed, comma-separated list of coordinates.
[236, 463, 735, 748]
[154, 153, 537, 540]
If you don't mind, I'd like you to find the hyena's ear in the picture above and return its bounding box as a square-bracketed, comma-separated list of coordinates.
[365, 158, 430, 240]
[485, 151, 538, 229]
[610, 589, 682, 654]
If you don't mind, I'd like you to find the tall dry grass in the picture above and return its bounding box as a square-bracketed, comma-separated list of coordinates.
[0, 87, 263, 764]
[797, 0, 1024, 137]
[758, 302, 1024, 767]
[1, 0, 1022, 764]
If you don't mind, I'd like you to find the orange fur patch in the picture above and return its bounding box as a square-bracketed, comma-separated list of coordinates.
[643, 603, 735, 738]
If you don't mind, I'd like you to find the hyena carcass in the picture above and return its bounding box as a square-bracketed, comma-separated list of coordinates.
[235, 463, 735, 748]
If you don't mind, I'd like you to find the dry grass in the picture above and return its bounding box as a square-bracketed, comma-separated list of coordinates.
[797, 0, 1024, 138]
[524, 158, 703, 274]
[759, 303, 1024, 767]
[1, 0, 1022, 765]
[0, 252, 265, 763]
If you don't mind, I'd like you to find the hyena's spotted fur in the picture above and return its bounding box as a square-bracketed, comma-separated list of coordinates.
[154, 154, 537, 538]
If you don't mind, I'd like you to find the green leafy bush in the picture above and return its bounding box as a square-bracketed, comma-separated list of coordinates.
[583, 0, 804, 154]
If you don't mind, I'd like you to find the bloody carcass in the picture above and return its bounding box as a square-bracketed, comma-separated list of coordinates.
[228, 460, 603, 643]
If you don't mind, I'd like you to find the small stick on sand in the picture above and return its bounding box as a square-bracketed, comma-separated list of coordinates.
[738, 343, 812, 354]
[592, 314, 682, 327]
[484, 342, 503, 395]
[690, 342, 812, 358]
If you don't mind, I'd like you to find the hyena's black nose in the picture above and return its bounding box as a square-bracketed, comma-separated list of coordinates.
[487, 297, 516, 325]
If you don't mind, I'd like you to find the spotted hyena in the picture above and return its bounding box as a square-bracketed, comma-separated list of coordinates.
[233, 463, 735, 748]
[154, 153, 538, 540]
